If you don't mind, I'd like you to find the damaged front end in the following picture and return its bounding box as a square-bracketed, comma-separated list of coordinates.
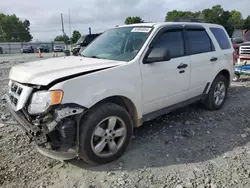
[5, 80, 85, 160]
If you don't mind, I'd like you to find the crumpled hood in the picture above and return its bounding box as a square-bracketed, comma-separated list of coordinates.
[9, 56, 126, 86]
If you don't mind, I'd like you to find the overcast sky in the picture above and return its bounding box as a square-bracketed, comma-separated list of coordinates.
[0, 0, 249, 41]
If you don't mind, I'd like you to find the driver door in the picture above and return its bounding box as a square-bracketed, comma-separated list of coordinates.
[140, 28, 191, 115]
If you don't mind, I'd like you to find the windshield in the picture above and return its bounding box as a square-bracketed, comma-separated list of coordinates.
[81, 26, 152, 61]
[55, 46, 62, 48]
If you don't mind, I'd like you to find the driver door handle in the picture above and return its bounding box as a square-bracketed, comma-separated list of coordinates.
[177, 63, 188, 69]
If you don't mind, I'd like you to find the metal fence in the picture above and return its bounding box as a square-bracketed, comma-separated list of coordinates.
[0, 41, 65, 54]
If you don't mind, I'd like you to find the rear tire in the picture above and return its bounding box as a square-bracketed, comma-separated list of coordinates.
[203, 75, 228, 110]
[79, 103, 133, 165]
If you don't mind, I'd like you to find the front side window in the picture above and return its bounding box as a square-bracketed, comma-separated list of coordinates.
[186, 30, 213, 55]
[210, 27, 231, 50]
[150, 30, 185, 58]
[81, 27, 152, 61]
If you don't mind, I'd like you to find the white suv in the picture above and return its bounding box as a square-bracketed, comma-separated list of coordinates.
[6, 22, 234, 164]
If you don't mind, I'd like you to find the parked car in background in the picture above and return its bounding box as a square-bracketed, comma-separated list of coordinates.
[231, 29, 250, 64]
[72, 33, 101, 55]
[20, 46, 34, 53]
[53, 45, 64, 52]
[37, 44, 49, 53]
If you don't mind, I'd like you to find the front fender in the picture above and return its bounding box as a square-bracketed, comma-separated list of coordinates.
[49, 63, 143, 119]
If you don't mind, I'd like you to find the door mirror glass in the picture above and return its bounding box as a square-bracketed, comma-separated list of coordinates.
[145, 48, 171, 63]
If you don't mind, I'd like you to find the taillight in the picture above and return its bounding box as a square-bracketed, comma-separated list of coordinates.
[233, 51, 238, 65]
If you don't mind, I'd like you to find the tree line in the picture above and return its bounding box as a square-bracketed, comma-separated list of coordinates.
[0, 13, 32, 42]
[0, 12, 82, 43]
[125, 5, 250, 37]
[54, 30, 82, 44]
[1, 5, 249, 42]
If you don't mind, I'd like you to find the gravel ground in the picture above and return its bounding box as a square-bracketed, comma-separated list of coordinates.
[0, 55, 250, 188]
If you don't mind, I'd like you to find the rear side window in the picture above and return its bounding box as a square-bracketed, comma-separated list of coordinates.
[210, 27, 231, 49]
[186, 30, 214, 55]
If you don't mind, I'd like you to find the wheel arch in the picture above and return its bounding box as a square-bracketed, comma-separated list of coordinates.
[217, 69, 231, 87]
[205, 69, 231, 94]
[91, 95, 140, 128]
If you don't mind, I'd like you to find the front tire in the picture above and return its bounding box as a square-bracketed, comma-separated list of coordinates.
[79, 103, 133, 165]
[204, 75, 228, 110]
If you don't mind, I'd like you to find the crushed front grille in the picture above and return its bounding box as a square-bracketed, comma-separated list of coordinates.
[8, 80, 33, 111]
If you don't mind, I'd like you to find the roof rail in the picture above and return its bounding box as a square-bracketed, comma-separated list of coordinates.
[172, 18, 206, 23]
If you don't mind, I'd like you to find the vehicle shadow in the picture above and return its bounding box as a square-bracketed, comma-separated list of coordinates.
[69, 85, 250, 172]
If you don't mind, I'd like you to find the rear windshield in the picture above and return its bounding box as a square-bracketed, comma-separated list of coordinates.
[210, 27, 231, 50]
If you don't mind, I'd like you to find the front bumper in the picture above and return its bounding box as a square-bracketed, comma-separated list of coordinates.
[5, 94, 84, 160]
[37, 146, 77, 161]
[6, 98, 47, 145]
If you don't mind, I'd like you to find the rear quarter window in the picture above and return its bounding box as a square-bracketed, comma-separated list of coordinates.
[210, 27, 231, 50]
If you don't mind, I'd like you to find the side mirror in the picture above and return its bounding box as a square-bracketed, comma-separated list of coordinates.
[144, 48, 171, 64]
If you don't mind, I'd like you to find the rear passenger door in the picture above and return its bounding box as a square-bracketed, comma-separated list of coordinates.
[185, 26, 218, 99]
[209, 27, 234, 74]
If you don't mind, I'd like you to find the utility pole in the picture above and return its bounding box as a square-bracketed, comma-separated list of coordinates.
[61, 13, 68, 50]
[61, 13, 65, 36]
[68, 9, 72, 50]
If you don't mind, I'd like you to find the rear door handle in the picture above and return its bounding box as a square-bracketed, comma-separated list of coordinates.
[210, 57, 218, 62]
[177, 63, 188, 69]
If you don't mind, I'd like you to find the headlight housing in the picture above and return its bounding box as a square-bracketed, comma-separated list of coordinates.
[28, 90, 63, 115]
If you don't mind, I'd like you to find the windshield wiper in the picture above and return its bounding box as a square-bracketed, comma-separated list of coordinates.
[88, 55, 101, 59]
[79, 55, 103, 59]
